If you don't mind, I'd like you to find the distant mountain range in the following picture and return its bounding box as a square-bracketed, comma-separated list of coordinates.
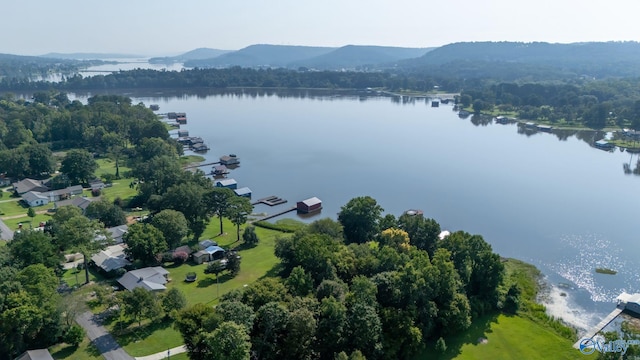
[183, 44, 433, 70]
[149, 48, 233, 64]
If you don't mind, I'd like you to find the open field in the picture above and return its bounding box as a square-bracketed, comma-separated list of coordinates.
[419, 314, 578, 360]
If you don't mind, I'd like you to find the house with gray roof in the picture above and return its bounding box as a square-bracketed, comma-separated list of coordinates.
[13, 178, 48, 195]
[107, 224, 128, 244]
[55, 196, 97, 213]
[14, 349, 54, 360]
[117, 267, 169, 291]
[91, 244, 131, 273]
[22, 191, 50, 207]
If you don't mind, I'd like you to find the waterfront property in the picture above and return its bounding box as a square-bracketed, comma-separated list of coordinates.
[253, 196, 288, 206]
[537, 124, 553, 132]
[215, 178, 238, 189]
[167, 112, 186, 119]
[212, 165, 229, 176]
[234, 187, 252, 198]
[117, 267, 169, 291]
[574, 292, 640, 348]
[297, 197, 322, 213]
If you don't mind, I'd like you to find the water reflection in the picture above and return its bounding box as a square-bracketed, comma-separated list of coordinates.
[469, 114, 492, 126]
[623, 153, 640, 175]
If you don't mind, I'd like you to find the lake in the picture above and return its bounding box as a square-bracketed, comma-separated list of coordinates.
[74, 88, 640, 332]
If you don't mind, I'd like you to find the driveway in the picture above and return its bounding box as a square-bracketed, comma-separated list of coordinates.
[76, 311, 134, 360]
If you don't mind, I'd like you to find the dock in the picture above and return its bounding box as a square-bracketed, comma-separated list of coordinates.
[183, 161, 220, 170]
[573, 307, 623, 348]
[252, 196, 288, 206]
[252, 206, 296, 222]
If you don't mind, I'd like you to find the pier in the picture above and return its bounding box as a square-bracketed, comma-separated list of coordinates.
[252, 206, 296, 222]
[573, 292, 640, 349]
[183, 161, 220, 170]
[252, 196, 288, 206]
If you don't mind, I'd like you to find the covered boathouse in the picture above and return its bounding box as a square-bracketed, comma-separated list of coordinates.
[297, 197, 322, 213]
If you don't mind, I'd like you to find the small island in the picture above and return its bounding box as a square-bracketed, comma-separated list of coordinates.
[595, 267, 617, 275]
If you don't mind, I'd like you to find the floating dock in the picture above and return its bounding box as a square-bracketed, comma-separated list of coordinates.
[252, 196, 288, 206]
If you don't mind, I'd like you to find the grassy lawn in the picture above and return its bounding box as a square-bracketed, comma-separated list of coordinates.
[61, 266, 108, 289]
[180, 154, 205, 166]
[420, 313, 578, 360]
[115, 220, 287, 356]
[49, 337, 102, 360]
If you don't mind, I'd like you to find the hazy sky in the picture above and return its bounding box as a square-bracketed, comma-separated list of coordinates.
[4, 0, 640, 56]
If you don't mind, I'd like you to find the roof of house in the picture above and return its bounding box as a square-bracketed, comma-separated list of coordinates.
[22, 191, 49, 204]
[107, 225, 128, 242]
[14, 349, 54, 360]
[234, 187, 252, 196]
[91, 244, 131, 272]
[13, 178, 48, 194]
[216, 178, 237, 187]
[199, 239, 218, 249]
[117, 267, 169, 291]
[300, 197, 322, 207]
[56, 196, 97, 210]
[214, 165, 228, 172]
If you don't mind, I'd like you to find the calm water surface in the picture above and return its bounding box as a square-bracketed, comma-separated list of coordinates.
[78, 89, 640, 331]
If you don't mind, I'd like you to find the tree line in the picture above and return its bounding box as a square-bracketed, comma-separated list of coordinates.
[175, 196, 513, 360]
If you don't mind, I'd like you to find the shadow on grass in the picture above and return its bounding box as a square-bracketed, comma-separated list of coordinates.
[114, 318, 173, 348]
[50, 341, 102, 359]
[197, 273, 236, 288]
[260, 263, 284, 279]
[421, 312, 500, 360]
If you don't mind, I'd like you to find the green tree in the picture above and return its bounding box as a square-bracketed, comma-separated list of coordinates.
[225, 196, 253, 242]
[151, 209, 189, 249]
[204, 187, 234, 235]
[398, 213, 441, 257]
[161, 288, 187, 319]
[161, 182, 209, 239]
[55, 215, 110, 284]
[216, 300, 255, 332]
[122, 287, 163, 328]
[242, 225, 259, 247]
[205, 260, 226, 297]
[209, 321, 251, 360]
[346, 303, 382, 359]
[435, 337, 447, 353]
[85, 198, 127, 227]
[63, 325, 84, 347]
[175, 304, 220, 360]
[338, 196, 383, 244]
[24, 143, 55, 177]
[253, 302, 290, 360]
[226, 253, 241, 277]
[316, 296, 347, 357]
[10, 230, 62, 269]
[284, 307, 317, 360]
[286, 266, 314, 297]
[60, 149, 98, 185]
[123, 223, 168, 265]
[26, 207, 36, 222]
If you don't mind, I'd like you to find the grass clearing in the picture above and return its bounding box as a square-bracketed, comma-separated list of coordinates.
[420, 314, 577, 359]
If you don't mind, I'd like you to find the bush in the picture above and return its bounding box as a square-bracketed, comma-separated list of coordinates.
[242, 226, 259, 247]
[160, 252, 174, 263]
[435, 337, 447, 353]
[113, 196, 123, 207]
[64, 325, 85, 346]
[91, 188, 101, 196]
[173, 251, 189, 264]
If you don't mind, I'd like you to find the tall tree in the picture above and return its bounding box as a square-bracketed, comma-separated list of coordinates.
[338, 196, 383, 244]
[161, 182, 209, 239]
[209, 321, 251, 360]
[60, 149, 98, 185]
[204, 187, 234, 235]
[224, 196, 253, 242]
[123, 223, 168, 265]
[10, 230, 62, 270]
[121, 287, 162, 328]
[85, 198, 127, 227]
[55, 215, 109, 284]
[151, 209, 189, 249]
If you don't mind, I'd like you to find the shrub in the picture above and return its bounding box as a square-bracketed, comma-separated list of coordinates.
[64, 325, 85, 346]
[436, 337, 447, 353]
[91, 188, 101, 196]
[173, 251, 189, 264]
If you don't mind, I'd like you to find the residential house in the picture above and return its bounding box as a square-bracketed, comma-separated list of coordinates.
[55, 196, 97, 213]
[91, 244, 131, 273]
[107, 224, 128, 244]
[13, 178, 48, 195]
[199, 239, 218, 249]
[14, 349, 54, 360]
[117, 267, 169, 291]
[22, 191, 50, 207]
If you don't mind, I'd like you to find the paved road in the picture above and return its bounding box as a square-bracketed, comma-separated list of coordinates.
[76, 311, 134, 360]
[0, 218, 13, 240]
